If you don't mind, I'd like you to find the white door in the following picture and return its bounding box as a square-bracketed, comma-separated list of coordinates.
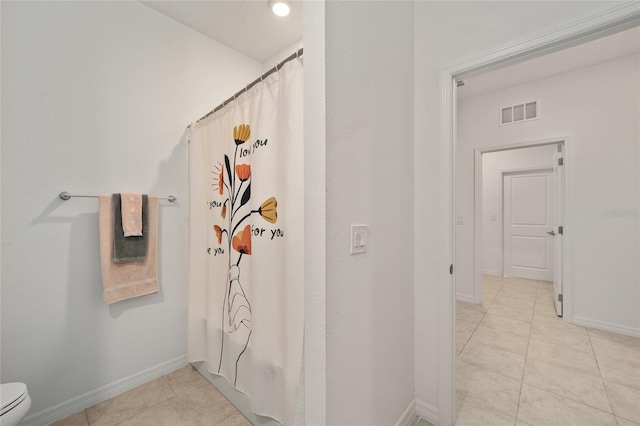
[552, 147, 564, 316]
[503, 169, 554, 281]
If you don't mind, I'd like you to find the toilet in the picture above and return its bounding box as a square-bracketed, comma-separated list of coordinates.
[0, 383, 31, 426]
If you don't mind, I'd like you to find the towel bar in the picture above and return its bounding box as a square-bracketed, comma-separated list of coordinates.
[59, 192, 176, 203]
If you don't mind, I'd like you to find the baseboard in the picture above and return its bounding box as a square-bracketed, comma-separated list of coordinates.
[482, 270, 500, 276]
[21, 355, 188, 426]
[455, 294, 478, 304]
[395, 399, 416, 426]
[416, 399, 438, 425]
[571, 316, 640, 339]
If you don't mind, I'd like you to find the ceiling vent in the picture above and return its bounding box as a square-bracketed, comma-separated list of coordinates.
[500, 101, 538, 126]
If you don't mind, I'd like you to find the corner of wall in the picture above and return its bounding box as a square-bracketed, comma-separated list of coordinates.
[302, 1, 326, 425]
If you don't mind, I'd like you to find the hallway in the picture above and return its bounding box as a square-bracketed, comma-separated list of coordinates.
[456, 276, 640, 426]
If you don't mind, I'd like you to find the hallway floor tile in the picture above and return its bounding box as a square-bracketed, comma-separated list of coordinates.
[456, 275, 640, 426]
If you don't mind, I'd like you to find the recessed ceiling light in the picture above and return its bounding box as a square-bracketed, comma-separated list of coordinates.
[268, 0, 290, 17]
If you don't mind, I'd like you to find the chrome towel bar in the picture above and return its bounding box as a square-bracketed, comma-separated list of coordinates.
[59, 192, 176, 203]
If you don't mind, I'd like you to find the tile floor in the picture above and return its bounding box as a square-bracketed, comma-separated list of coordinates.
[50, 369, 437, 426]
[51, 366, 251, 426]
[456, 275, 640, 426]
[49, 275, 640, 426]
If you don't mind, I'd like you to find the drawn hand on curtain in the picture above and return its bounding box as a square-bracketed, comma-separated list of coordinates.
[211, 124, 278, 386]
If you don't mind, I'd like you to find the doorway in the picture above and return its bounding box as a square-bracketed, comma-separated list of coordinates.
[467, 142, 564, 313]
[455, 139, 566, 424]
[438, 9, 640, 425]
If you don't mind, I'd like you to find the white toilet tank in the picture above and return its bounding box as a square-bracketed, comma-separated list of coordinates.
[0, 382, 31, 426]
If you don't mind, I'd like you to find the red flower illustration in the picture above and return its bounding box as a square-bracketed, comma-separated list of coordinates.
[232, 224, 252, 255]
[236, 164, 251, 182]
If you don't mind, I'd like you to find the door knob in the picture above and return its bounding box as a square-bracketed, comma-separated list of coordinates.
[547, 230, 556, 236]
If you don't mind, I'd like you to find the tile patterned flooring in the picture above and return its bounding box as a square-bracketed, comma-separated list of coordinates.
[456, 275, 640, 426]
[51, 366, 251, 426]
[50, 275, 640, 426]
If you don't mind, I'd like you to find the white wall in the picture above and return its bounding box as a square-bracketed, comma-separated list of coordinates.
[413, 0, 624, 414]
[0, 1, 262, 418]
[302, 1, 326, 424]
[324, 2, 415, 424]
[454, 143, 557, 300]
[262, 39, 304, 73]
[454, 53, 639, 335]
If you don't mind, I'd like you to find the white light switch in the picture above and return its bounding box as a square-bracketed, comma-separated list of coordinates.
[350, 225, 368, 254]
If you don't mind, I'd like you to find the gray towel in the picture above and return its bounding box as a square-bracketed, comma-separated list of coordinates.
[113, 194, 148, 263]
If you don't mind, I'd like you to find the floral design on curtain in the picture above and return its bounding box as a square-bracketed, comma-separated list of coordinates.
[190, 57, 302, 425]
[210, 124, 278, 385]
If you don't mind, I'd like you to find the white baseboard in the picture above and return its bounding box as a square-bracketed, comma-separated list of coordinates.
[21, 355, 188, 426]
[482, 270, 500, 276]
[455, 294, 478, 304]
[395, 399, 416, 426]
[571, 316, 640, 339]
[416, 399, 438, 425]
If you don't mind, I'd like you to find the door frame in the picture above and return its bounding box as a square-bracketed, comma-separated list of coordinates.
[437, 4, 639, 425]
[472, 140, 564, 304]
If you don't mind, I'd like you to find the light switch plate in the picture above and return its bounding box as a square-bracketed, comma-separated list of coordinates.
[350, 225, 368, 254]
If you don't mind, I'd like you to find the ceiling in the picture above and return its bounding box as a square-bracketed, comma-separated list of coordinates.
[140, 0, 303, 64]
[458, 26, 640, 99]
[139, 1, 637, 91]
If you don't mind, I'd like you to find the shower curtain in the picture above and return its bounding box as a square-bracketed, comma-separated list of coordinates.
[188, 59, 303, 425]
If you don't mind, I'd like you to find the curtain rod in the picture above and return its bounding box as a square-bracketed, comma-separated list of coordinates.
[194, 47, 303, 124]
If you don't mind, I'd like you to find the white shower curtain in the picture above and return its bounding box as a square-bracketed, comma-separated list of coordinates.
[188, 59, 303, 425]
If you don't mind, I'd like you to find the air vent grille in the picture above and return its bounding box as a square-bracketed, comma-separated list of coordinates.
[500, 101, 538, 125]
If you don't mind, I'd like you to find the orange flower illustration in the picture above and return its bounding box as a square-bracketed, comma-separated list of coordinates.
[236, 164, 251, 182]
[259, 197, 278, 224]
[218, 170, 224, 195]
[233, 124, 250, 145]
[214, 225, 223, 244]
[232, 224, 252, 255]
[221, 201, 227, 219]
[213, 225, 222, 244]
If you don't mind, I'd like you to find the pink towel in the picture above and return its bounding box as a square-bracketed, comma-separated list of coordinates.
[121, 192, 143, 237]
[99, 194, 159, 304]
